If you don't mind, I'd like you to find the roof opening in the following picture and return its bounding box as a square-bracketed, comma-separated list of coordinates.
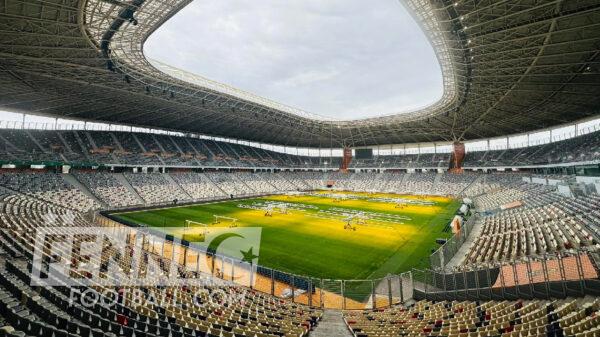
[144, 0, 443, 120]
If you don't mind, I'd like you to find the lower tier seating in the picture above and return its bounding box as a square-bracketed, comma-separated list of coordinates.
[0, 191, 322, 337]
[343, 299, 600, 337]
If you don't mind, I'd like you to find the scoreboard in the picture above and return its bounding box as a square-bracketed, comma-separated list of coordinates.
[355, 148, 373, 160]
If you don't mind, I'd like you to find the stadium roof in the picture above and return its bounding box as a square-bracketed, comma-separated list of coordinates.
[0, 0, 599, 147]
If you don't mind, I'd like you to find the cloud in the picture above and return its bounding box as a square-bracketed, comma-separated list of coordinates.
[144, 0, 443, 120]
[275, 68, 340, 88]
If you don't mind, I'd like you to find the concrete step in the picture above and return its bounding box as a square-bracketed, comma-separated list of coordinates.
[115, 173, 146, 205]
[163, 173, 193, 200]
[310, 310, 353, 337]
[63, 173, 107, 208]
[445, 217, 485, 269]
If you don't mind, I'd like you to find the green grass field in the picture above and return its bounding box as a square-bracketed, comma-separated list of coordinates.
[113, 191, 460, 280]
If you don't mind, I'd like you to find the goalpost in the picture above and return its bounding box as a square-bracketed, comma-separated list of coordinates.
[213, 215, 239, 227]
[184, 220, 209, 236]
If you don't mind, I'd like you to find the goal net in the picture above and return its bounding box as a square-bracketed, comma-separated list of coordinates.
[184, 220, 209, 231]
[182, 220, 210, 240]
[213, 215, 239, 227]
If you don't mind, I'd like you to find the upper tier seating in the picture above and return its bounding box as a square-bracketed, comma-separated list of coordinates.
[0, 129, 598, 168]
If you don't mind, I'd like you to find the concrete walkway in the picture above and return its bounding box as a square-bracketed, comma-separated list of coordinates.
[445, 217, 485, 269]
[63, 173, 107, 208]
[114, 173, 146, 205]
[311, 310, 353, 337]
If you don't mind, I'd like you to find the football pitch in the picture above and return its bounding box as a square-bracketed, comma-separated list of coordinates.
[113, 191, 461, 280]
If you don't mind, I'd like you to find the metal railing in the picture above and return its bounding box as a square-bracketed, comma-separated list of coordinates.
[429, 214, 477, 270]
[96, 214, 417, 309]
[96, 212, 600, 309]
[414, 251, 600, 301]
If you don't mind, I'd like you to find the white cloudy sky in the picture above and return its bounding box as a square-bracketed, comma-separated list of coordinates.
[144, 0, 443, 120]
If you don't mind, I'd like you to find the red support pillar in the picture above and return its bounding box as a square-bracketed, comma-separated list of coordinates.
[449, 142, 465, 173]
[340, 147, 352, 172]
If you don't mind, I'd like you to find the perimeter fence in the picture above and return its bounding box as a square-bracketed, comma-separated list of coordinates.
[97, 214, 600, 310]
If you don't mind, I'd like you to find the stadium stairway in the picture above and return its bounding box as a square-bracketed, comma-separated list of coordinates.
[311, 310, 353, 337]
[24, 130, 48, 152]
[399, 172, 409, 186]
[464, 173, 486, 196]
[432, 173, 443, 193]
[114, 173, 146, 205]
[284, 173, 311, 190]
[199, 172, 229, 196]
[445, 216, 486, 269]
[63, 173, 107, 208]
[164, 173, 193, 200]
[232, 173, 256, 193]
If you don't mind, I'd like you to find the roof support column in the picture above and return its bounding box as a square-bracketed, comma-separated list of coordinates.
[449, 142, 465, 173]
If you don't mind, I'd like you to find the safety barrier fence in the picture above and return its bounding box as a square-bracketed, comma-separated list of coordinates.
[429, 214, 477, 270]
[97, 213, 600, 310]
[414, 251, 600, 301]
[96, 214, 415, 309]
